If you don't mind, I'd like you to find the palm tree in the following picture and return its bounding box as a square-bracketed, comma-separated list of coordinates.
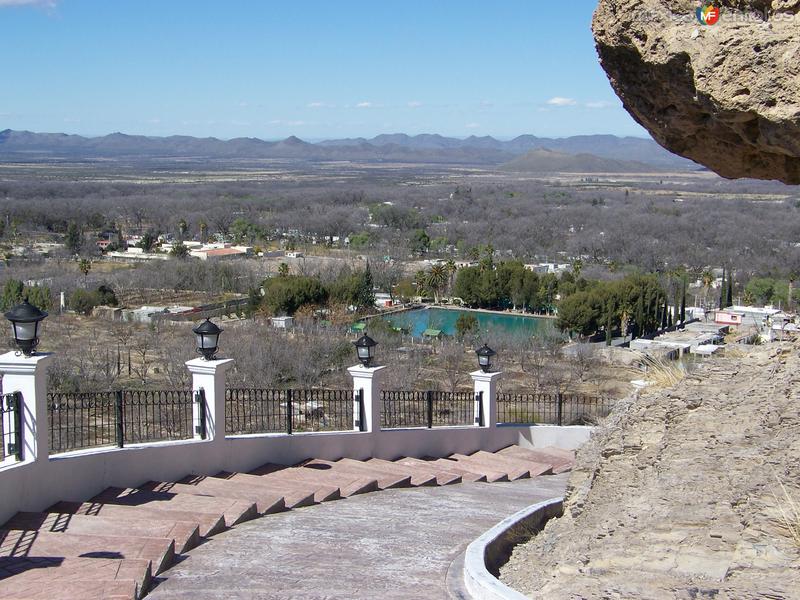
[426, 264, 447, 304]
[177, 218, 188, 242]
[78, 258, 92, 287]
[277, 262, 289, 277]
[701, 270, 714, 309]
[413, 270, 427, 299]
[445, 259, 457, 293]
[198, 221, 208, 244]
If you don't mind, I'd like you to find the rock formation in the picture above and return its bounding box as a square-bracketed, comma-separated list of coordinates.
[592, 0, 800, 183]
[500, 344, 800, 598]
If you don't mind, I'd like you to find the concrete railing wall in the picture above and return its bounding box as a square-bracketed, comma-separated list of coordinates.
[0, 351, 591, 524]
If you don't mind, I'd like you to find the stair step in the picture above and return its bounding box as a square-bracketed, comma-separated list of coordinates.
[4, 511, 200, 554]
[93, 487, 258, 528]
[469, 450, 552, 477]
[303, 459, 412, 490]
[434, 457, 508, 482]
[363, 458, 439, 486]
[498, 445, 575, 474]
[450, 453, 528, 481]
[143, 478, 290, 513]
[0, 556, 149, 600]
[50, 501, 225, 538]
[213, 471, 341, 504]
[0, 528, 175, 575]
[391, 457, 463, 485]
[250, 463, 379, 497]
[417, 458, 488, 483]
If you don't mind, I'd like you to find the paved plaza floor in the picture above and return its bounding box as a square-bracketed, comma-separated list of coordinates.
[146, 473, 569, 599]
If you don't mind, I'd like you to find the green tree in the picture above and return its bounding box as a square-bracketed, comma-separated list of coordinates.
[426, 264, 448, 303]
[455, 313, 479, 339]
[409, 229, 431, 255]
[78, 258, 92, 286]
[65, 221, 82, 255]
[198, 221, 208, 243]
[261, 275, 328, 315]
[277, 262, 290, 277]
[169, 241, 190, 258]
[138, 231, 157, 252]
[177, 218, 188, 241]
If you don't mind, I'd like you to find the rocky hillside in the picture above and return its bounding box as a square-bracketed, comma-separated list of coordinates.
[501, 342, 800, 598]
[499, 148, 660, 173]
[592, 0, 800, 183]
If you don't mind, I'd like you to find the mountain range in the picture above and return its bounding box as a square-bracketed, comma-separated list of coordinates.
[499, 148, 661, 173]
[0, 129, 696, 170]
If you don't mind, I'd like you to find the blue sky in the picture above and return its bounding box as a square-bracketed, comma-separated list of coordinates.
[0, 0, 646, 140]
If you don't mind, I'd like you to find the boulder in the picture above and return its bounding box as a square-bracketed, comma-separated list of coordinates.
[592, 0, 800, 183]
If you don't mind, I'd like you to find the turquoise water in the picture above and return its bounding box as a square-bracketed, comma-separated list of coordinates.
[379, 307, 549, 338]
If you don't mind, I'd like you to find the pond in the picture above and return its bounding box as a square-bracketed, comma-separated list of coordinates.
[375, 307, 552, 338]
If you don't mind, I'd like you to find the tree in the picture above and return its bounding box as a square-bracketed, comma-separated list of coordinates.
[177, 218, 188, 241]
[680, 276, 687, 323]
[78, 258, 92, 286]
[726, 271, 734, 307]
[277, 262, 290, 277]
[170, 241, 190, 258]
[413, 270, 428, 297]
[138, 231, 157, 253]
[261, 275, 328, 316]
[409, 229, 430, 255]
[455, 313, 478, 339]
[426, 264, 448, 303]
[198, 220, 208, 244]
[354, 262, 375, 310]
[65, 221, 82, 255]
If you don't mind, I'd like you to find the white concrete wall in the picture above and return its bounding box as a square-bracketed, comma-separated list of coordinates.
[0, 424, 588, 525]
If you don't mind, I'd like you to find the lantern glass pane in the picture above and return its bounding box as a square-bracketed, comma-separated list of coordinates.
[357, 345, 370, 359]
[478, 355, 489, 366]
[197, 333, 218, 349]
[14, 321, 37, 341]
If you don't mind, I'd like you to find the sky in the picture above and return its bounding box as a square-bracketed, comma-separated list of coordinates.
[0, 0, 647, 140]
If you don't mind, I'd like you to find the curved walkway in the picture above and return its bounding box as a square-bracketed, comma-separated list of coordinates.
[146, 473, 569, 600]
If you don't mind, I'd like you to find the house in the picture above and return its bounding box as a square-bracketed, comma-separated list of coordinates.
[374, 292, 393, 308]
[286, 251, 304, 259]
[271, 316, 294, 329]
[190, 247, 247, 261]
[95, 239, 112, 251]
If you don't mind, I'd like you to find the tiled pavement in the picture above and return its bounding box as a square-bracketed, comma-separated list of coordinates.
[0, 446, 573, 599]
[145, 473, 569, 600]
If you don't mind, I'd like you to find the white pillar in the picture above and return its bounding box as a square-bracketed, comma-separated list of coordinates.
[0, 351, 54, 464]
[348, 364, 386, 433]
[470, 370, 502, 428]
[186, 357, 234, 443]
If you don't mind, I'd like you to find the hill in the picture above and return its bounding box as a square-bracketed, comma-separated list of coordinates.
[0, 129, 695, 169]
[499, 148, 662, 173]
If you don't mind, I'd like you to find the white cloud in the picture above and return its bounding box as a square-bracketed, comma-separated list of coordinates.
[356, 101, 374, 108]
[407, 101, 423, 108]
[546, 96, 577, 107]
[0, 0, 57, 7]
[465, 122, 480, 129]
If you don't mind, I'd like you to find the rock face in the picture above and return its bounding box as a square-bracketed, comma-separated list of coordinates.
[592, 0, 800, 183]
[500, 343, 800, 598]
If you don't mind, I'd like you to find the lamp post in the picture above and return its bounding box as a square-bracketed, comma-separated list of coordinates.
[353, 333, 377, 367]
[192, 318, 223, 360]
[475, 343, 496, 373]
[4, 300, 48, 357]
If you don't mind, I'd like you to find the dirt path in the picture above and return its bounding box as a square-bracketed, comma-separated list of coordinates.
[501, 342, 800, 599]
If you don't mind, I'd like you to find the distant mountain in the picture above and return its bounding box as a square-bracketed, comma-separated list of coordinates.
[0, 128, 696, 169]
[500, 148, 661, 173]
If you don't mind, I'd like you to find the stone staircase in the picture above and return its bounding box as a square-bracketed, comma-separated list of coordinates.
[0, 445, 574, 600]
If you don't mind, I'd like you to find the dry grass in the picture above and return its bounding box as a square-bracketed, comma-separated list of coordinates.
[773, 476, 800, 548]
[641, 355, 687, 388]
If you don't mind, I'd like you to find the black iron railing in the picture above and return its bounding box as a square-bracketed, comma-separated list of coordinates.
[47, 389, 196, 454]
[381, 390, 477, 429]
[225, 388, 356, 435]
[1, 391, 23, 462]
[496, 392, 613, 426]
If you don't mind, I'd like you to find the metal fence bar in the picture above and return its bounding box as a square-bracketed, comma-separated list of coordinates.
[1, 392, 23, 461]
[286, 389, 293, 435]
[195, 389, 207, 439]
[496, 392, 614, 426]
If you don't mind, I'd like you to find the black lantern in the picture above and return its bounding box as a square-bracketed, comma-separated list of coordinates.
[353, 334, 378, 367]
[475, 343, 496, 373]
[192, 318, 223, 360]
[5, 300, 48, 357]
